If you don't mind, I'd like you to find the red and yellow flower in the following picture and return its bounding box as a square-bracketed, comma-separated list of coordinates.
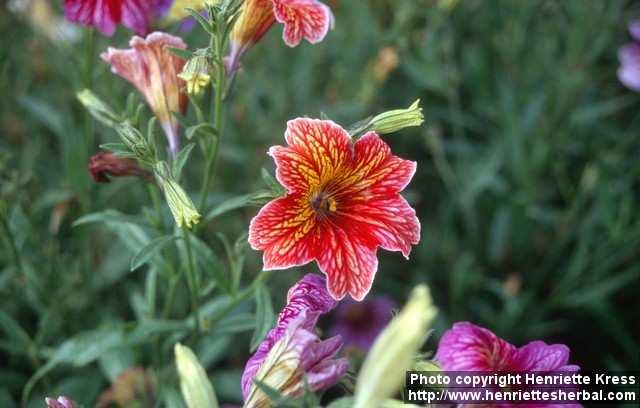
[226, 0, 333, 73]
[249, 118, 420, 301]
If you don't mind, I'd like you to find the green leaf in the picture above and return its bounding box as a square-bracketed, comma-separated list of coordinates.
[173, 143, 196, 180]
[73, 210, 151, 229]
[250, 283, 275, 352]
[168, 47, 193, 60]
[130, 235, 178, 271]
[189, 235, 230, 293]
[261, 168, 285, 195]
[251, 379, 298, 407]
[185, 8, 215, 35]
[204, 191, 275, 222]
[186, 123, 218, 140]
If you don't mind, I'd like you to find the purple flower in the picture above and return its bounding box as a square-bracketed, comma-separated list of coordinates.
[436, 322, 581, 408]
[618, 20, 640, 91]
[241, 274, 348, 405]
[329, 296, 395, 351]
[45, 396, 76, 408]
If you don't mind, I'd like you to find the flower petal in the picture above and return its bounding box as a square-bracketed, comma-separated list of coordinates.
[271, 118, 352, 192]
[316, 222, 379, 301]
[64, 0, 159, 35]
[435, 322, 517, 371]
[513, 341, 571, 371]
[272, 0, 333, 47]
[248, 194, 317, 270]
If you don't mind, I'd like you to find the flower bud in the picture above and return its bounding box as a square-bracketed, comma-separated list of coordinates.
[88, 152, 152, 183]
[45, 396, 76, 408]
[175, 343, 219, 408]
[116, 123, 154, 162]
[154, 162, 201, 228]
[369, 99, 424, 135]
[178, 50, 213, 95]
[353, 285, 437, 408]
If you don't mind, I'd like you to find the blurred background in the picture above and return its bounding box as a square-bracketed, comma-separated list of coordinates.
[1, 0, 640, 406]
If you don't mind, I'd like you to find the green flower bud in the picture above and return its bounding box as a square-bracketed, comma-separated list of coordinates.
[174, 343, 219, 408]
[155, 162, 201, 228]
[178, 49, 213, 95]
[353, 285, 437, 408]
[116, 123, 154, 162]
[369, 99, 424, 135]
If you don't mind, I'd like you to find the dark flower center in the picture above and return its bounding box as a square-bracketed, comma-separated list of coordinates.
[310, 191, 337, 216]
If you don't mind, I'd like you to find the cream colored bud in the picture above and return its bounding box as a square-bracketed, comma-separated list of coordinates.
[155, 162, 201, 228]
[370, 99, 424, 135]
[178, 50, 213, 95]
[175, 343, 219, 408]
[353, 285, 437, 408]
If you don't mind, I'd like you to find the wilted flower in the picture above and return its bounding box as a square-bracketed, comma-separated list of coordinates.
[101, 32, 188, 155]
[436, 322, 580, 373]
[96, 367, 156, 408]
[178, 50, 213, 95]
[155, 161, 201, 228]
[618, 20, 640, 92]
[45, 396, 76, 408]
[88, 152, 152, 183]
[249, 118, 420, 301]
[329, 296, 395, 351]
[353, 285, 436, 408]
[242, 274, 347, 405]
[226, 0, 333, 73]
[175, 343, 219, 408]
[64, 0, 169, 36]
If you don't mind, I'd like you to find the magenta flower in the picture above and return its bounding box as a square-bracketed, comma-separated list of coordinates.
[242, 274, 347, 405]
[436, 322, 581, 407]
[64, 0, 169, 36]
[618, 20, 640, 91]
[436, 322, 580, 373]
[45, 396, 76, 408]
[329, 296, 395, 351]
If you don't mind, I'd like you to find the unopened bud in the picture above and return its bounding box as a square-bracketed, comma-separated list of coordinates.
[370, 99, 424, 135]
[353, 285, 437, 408]
[174, 343, 219, 408]
[116, 123, 154, 161]
[178, 50, 213, 95]
[155, 162, 200, 228]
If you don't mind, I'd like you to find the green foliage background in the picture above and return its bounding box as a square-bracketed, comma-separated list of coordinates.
[1, 0, 639, 406]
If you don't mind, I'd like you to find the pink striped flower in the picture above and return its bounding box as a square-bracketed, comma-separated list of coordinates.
[101, 32, 188, 156]
[242, 274, 347, 405]
[226, 0, 333, 73]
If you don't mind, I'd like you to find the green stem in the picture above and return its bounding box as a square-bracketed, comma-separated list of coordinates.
[182, 226, 201, 334]
[198, 33, 226, 212]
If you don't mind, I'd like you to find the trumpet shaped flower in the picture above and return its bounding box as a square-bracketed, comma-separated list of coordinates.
[249, 119, 420, 301]
[436, 322, 580, 373]
[64, 0, 169, 36]
[226, 0, 333, 73]
[242, 274, 347, 404]
[101, 32, 188, 155]
[88, 152, 152, 183]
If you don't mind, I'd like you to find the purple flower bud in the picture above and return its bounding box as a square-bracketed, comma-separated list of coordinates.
[45, 396, 76, 408]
